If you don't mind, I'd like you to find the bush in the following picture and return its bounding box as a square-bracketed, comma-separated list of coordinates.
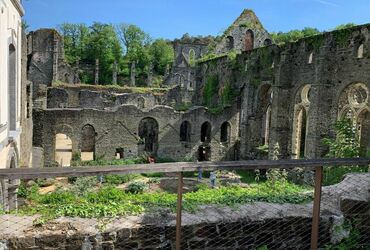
[71, 177, 98, 196]
[126, 181, 149, 194]
[104, 174, 140, 185]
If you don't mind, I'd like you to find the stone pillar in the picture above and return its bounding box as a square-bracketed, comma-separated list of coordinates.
[130, 61, 136, 87]
[112, 60, 118, 85]
[94, 59, 99, 85]
[305, 46, 335, 159]
[147, 62, 153, 87]
[269, 51, 293, 159]
[52, 34, 59, 83]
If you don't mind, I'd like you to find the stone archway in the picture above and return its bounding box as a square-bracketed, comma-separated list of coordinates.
[201, 122, 212, 143]
[8, 44, 17, 131]
[180, 121, 191, 142]
[139, 117, 159, 154]
[198, 146, 211, 161]
[245, 30, 254, 51]
[358, 109, 370, 156]
[55, 134, 73, 166]
[220, 122, 231, 143]
[81, 124, 96, 161]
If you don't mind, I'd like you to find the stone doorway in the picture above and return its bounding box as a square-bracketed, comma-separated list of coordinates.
[55, 133, 72, 166]
[139, 117, 159, 154]
[198, 146, 211, 161]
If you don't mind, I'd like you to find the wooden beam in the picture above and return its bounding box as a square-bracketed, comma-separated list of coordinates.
[0, 158, 369, 180]
[311, 166, 323, 250]
[175, 172, 184, 250]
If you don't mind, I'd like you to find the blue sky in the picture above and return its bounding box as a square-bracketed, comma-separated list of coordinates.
[23, 0, 370, 39]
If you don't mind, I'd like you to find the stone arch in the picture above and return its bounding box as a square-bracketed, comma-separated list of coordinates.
[220, 122, 231, 143]
[3, 146, 19, 210]
[264, 39, 272, 46]
[357, 44, 364, 59]
[292, 106, 308, 159]
[189, 49, 196, 66]
[357, 108, 370, 156]
[245, 30, 254, 51]
[138, 117, 159, 154]
[8, 44, 17, 131]
[226, 36, 234, 50]
[180, 121, 191, 142]
[81, 124, 96, 161]
[201, 121, 212, 143]
[308, 52, 313, 64]
[257, 84, 273, 145]
[55, 133, 73, 167]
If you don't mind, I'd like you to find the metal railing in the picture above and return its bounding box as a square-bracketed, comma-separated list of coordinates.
[0, 158, 369, 250]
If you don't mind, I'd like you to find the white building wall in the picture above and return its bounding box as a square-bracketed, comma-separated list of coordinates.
[0, 0, 24, 170]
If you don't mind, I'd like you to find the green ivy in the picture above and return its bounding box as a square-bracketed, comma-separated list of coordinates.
[305, 34, 325, 52]
[203, 75, 219, 107]
[333, 28, 353, 48]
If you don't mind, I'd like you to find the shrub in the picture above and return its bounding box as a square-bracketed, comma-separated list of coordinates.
[126, 181, 149, 194]
[104, 174, 140, 185]
[71, 177, 98, 196]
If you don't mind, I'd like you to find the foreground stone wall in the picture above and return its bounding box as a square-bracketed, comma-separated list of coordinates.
[3, 174, 370, 250]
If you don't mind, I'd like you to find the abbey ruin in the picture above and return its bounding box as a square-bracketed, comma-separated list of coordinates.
[24, 10, 370, 168]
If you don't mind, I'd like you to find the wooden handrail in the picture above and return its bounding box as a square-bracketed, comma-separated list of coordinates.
[0, 158, 369, 180]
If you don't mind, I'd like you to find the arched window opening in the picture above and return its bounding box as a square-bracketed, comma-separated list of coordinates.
[245, 30, 254, 51]
[220, 122, 231, 143]
[55, 133, 72, 167]
[189, 49, 196, 66]
[201, 122, 212, 143]
[9, 44, 17, 131]
[308, 52, 313, 64]
[226, 36, 234, 50]
[262, 105, 272, 145]
[264, 39, 272, 46]
[293, 108, 308, 159]
[357, 44, 364, 59]
[139, 117, 159, 154]
[81, 125, 96, 161]
[198, 146, 211, 161]
[358, 110, 370, 156]
[116, 148, 124, 159]
[180, 121, 191, 142]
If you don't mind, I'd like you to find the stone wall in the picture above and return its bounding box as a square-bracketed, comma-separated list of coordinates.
[34, 105, 240, 166]
[4, 173, 370, 250]
[197, 23, 370, 160]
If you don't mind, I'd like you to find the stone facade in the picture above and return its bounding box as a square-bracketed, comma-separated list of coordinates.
[215, 9, 272, 54]
[27, 29, 79, 109]
[0, 0, 33, 210]
[34, 104, 240, 166]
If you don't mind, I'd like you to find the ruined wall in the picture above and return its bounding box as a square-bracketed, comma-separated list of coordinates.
[215, 9, 272, 54]
[19, 30, 33, 167]
[34, 105, 239, 166]
[27, 29, 79, 109]
[197, 24, 370, 160]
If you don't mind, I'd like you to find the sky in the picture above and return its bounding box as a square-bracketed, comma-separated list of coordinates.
[23, 0, 370, 39]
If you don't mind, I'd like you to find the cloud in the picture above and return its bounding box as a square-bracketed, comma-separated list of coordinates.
[313, 0, 340, 7]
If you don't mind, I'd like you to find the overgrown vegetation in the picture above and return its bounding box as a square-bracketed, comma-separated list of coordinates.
[52, 82, 170, 95]
[15, 180, 311, 221]
[322, 119, 368, 185]
[270, 23, 356, 46]
[58, 22, 174, 85]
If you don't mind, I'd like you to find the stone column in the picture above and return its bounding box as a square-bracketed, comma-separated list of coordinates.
[269, 51, 293, 159]
[94, 59, 99, 85]
[112, 60, 118, 85]
[130, 61, 136, 87]
[147, 62, 153, 87]
[52, 34, 59, 83]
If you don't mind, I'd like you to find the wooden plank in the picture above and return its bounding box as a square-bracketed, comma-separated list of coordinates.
[311, 166, 323, 250]
[0, 158, 369, 180]
[175, 172, 184, 250]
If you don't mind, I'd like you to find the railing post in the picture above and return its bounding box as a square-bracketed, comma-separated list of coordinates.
[176, 172, 184, 250]
[311, 166, 323, 250]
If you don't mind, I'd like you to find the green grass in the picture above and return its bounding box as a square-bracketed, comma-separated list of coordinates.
[52, 82, 170, 95]
[323, 166, 368, 186]
[15, 181, 312, 220]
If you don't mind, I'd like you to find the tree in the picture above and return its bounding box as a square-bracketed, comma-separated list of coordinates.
[116, 24, 151, 56]
[335, 23, 356, 30]
[86, 23, 123, 84]
[148, 39, 174, 75]
[271, 27, 320, 44]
